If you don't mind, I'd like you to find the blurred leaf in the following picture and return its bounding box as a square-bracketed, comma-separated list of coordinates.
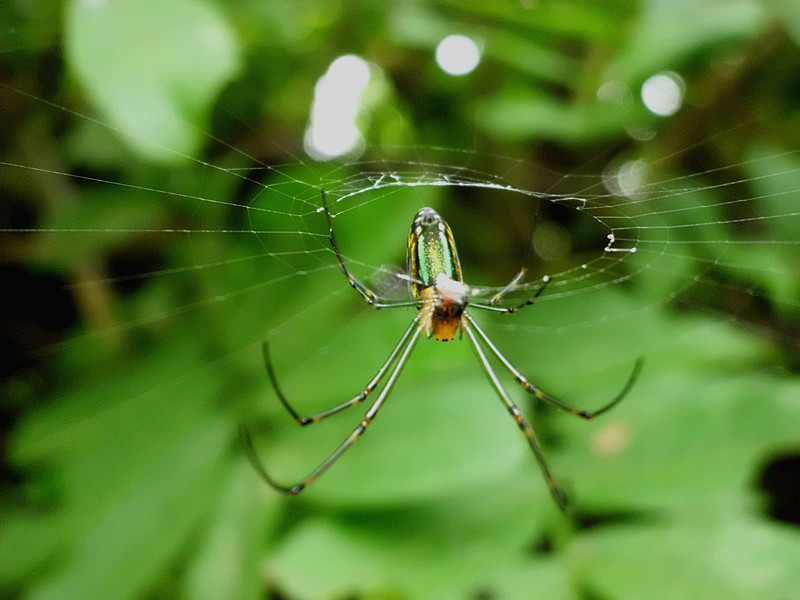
[2, 334, 238, 599]
[64, 0, 241, 162]
[738, 145, 800, 305]
[474, 88, 638, 143]
[573, 510, 800, 600]
[765, 0, 800, 47]
[608, 0, 769, 82]
[184, 461, 283, 600]
[555, 305, 797, 511]
[270, 481, 571, 600]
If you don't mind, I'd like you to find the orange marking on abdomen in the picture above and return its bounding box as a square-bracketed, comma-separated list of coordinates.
[432, 317, 461, 341]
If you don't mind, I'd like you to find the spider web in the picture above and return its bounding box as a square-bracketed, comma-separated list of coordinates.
[2, 85, 799, 376]
[4, 87, 798, 520]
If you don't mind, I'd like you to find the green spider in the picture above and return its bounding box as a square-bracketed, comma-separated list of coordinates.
[242, 191, 641, 509]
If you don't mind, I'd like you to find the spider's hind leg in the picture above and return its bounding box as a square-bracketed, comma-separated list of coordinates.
[463, 318, 569, 511]
[246, 321, 423, 495]
[262, 317, 421, 426]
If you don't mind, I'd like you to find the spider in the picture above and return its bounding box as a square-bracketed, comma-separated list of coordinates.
[242, 190, 641, 510]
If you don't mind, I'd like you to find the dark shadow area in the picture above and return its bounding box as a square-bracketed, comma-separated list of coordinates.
[756, 452, 800, 527]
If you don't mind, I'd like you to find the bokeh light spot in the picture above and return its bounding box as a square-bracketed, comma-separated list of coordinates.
[641, 71, 685, 117]
[435, 34, 481, 76]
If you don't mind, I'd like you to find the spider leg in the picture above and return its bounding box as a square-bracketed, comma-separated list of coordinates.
[466, 314, 642, 419]
[490, 268, 526, 304]
[321, 189, 418, 309]
[464, 320, 568, 510]
[470, 272, 551, 314]
[244, 321, 423, 495]
[263, 316, 422, 425]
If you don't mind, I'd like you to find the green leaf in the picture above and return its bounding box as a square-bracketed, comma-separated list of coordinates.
[557, 330, 798, 511]
[608, 0, 769, 83]
[270, 482, 572, 600]
[3, 335, 236, 600]
[184, 462, 283, 600]
[474, 88, 636, 143]
[65, 0, 241, 162]
[573, 510, 800, 600]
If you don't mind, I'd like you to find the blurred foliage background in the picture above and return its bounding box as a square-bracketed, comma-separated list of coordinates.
[2, 1, 800, 599]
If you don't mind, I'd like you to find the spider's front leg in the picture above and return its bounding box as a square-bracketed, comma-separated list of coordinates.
[470, 269, 551, 314]
[321, 189, 417, 309]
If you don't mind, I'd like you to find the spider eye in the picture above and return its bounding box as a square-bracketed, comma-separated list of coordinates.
[417, 207, 440, 225]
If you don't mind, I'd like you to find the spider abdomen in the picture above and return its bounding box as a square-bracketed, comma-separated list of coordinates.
[407, 207, 464, 297]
